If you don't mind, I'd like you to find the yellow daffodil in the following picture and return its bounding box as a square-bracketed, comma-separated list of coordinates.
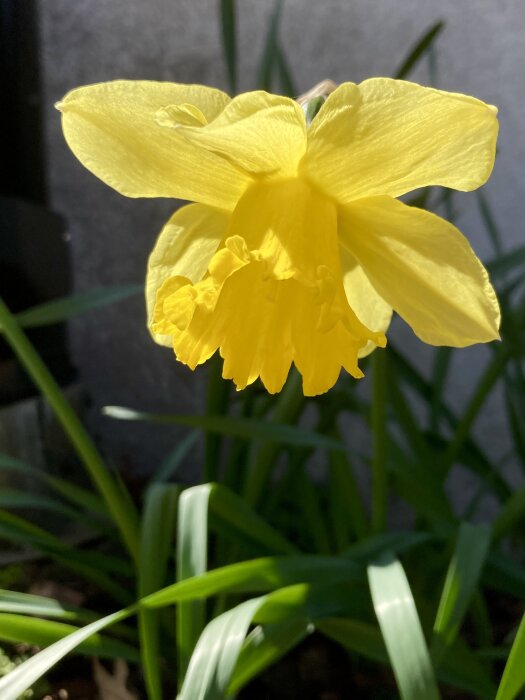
[57, 78, 500, 395]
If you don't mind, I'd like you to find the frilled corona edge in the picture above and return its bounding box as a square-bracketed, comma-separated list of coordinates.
[57, 77, 500, 395]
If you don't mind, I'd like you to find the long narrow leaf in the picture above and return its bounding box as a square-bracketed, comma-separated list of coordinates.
[138, 483, 179, 700]
[256, 0, 284, 91]
[0, 613, 138, 662]
[103, 406, 342, 452]
[142, 555, 361, 609]
[220, 0, 237, 93]
[11, 285, 141, 329]
[0, 606, 134, 700]
[179, 596, 265, 700]
[368, 552, 441, 700]
[432, 522, 491, 663]
[177, 484, 212, 685]
[0, 297, 140, 562]
[394, 21, 444, 79]
[495, 613, 525, 700]
[228, 619, 312, 694]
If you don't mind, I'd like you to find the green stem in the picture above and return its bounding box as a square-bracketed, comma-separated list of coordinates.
[203, 353, 230, 483]
[0, 296, 140, 563]
[243, 368, 303, 508]
[371, 350, 388, 534]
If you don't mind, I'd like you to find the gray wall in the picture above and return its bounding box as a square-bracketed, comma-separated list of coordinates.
[40, 1, 525, 478]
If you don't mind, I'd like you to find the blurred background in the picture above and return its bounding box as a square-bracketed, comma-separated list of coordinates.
[2, 0, 524, 477]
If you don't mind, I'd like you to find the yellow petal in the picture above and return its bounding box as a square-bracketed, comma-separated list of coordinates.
[57, 80, 251, 209]
[302, 78, 498, 204]
[146, 203, 229, 345]
[173, 91, 307, 177]
[339, 246, 393, 358]
[339, 196, 500, 346]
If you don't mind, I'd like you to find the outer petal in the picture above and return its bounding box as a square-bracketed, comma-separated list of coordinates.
[146, 203, 229, 345]
[57, 80, 251, 209]
[340, 246, 393, 358]
[302, 78, 498, 204]
[172, 91, 307, 177]
[338, 196, 500, 346]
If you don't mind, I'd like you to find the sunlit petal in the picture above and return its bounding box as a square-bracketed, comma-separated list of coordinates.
[302, 78, 498, 203]
[58, 80, 251, 208]
[339, 196, 500, 346]
[147, 203, 230, 345]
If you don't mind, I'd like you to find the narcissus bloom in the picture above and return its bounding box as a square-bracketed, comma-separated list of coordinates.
[58, 78, 500, 395]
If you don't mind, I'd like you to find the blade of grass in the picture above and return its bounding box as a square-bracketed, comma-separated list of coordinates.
[371, 351, 388, 533]
[328, 448, 368, 544]
[138, 483, 179, 700]
[9, 285, 141, 329]
[103, 405, 341, 452]
[220, 0, 237, 93]
[228, 619, 312, 694]
[142, 555, 361, 609]
[275, 44, 296, 97]
[394, 21, 444, 79]
[0, 605, 135, 700]
[256, 0, 284, 91]
[152, 430, 199, 483]
[368, 552, 441, 700]
[431, 522, 491, 664]
[0, 613, 139, 662]
[204, 352, 230, 482]
[319, 617, 495, 699]
[0, 589, 137, 643]
[0, 452, 108, 518]
[495, 613, 525, 700]
[0, 297, 140, 562]
[176, 484, 212, 686]
[477, 190, 503, 255]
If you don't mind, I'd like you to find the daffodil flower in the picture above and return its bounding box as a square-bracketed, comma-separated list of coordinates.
[57, 78, 500, 395]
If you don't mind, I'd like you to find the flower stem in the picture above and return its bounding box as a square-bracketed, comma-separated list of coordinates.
[0, 296, 140, 563]
[371, 350, 388, 534]
[203, 352, 230, 483]
[243, 367, 304, 508]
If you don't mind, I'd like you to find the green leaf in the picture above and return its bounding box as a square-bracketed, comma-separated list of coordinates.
[477, 189, 503, 255]
[394, 21, 444, 80]
[0, 452, 108, 518]
[493, 483, 525, 542]
[10, 285, 141, 329]
[275, 45, 297, 97]
[495, 613, 525, 700]
[342, 531, 434, 563]
[220, 0, 237, 93]
[138, 483, 179, 700]
[256, 0, 284, 91]
[319, 618, 495, 700]
[0, 613, 139, 662]
[228, 619, 312, 694]
[177, 484, 211, 685]
[0, 297, 140, 562]
[368, 552, 441, 700]
[142, 555, 361, 609]
[103, 406, 342, 452]
[179, 596, 266, 700]
[0, 606, 134, 700]
[152, 430, 199, 483]
[0, 489, 81, 520]
[0, 509, 132, 603]
[432, 522, 491, 663]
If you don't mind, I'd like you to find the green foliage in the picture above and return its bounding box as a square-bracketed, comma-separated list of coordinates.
[0, 12, 523, 700]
